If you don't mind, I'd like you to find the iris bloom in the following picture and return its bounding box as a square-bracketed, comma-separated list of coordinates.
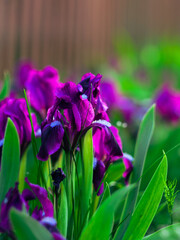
[155, 84, 180, 123]
[16, 62, 60, 118]
[0, 97, 39, 154]
[37, 73, 123, 197]
[0, 181, 64, 239]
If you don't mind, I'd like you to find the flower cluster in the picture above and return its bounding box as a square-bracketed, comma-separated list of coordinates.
[0, 179, 65, 240]
[36, 72, 125, 194]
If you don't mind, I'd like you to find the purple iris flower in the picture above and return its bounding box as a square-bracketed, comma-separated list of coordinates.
[155, 84, 180, 123]
[92, 122, 123, 195]
[0, 181, 64, 239]
[37, 80, 95, 161]
[122, 153, 134, 185]
[36, 73, 123, 200]
[0, 183, 28, 233]
[16, 62, 60, 118]
[78, 72, 108, 114]
[0, 97, 39, 153]
[25, 177, 54, 218]
[37, 121, 64, 161]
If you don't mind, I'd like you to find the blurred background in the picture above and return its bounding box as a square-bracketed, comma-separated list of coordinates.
[1, 0, 180, 75]
[1, 0, 180, 233]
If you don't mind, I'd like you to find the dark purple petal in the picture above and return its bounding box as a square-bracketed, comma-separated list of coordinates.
[0, 98, 40, 153]
[40, 217, 65, 240]
[31, 206, 45, 221]
[0, 183, 26, 232]
[93, 159, 106, 196]
[51, 168, 66, 192]
[122, 153, 134, 185]
[92, 123, 123, 164]
[25, 178, 54, 218]
[37, 121, 64, 161]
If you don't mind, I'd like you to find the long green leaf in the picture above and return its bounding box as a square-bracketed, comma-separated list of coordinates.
[105, 161, 125, 183]
[0, 118, 20, 206]
[79, 184, 135, 240]
[10, 209, 54, 240]
[115, 104, 155, 239]
[57, 183, 68, 238]
[80, 129, 94, 224]
[143, 223, 180, 240]
[0, 72, 10, 100]
[122, 154, 168, 240]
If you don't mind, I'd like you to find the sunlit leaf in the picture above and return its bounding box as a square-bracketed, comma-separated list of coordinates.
[0, 118, 20, 206]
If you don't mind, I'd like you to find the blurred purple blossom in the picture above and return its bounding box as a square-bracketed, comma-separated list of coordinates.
[0, 181, 64, 239]
[15, 62, 60, 118]
[155, 84, 180, 123]
[0, 97, 39, 153]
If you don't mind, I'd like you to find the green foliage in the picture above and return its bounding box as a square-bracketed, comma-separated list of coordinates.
[0, 72, 10, 101]
[10, 209, 54, 240]
[122, 154, 168, 240]
[79, 184, 135, 240]
[115, 105, 155, 239]
[80, 129, 94, 224]
[0, 118, 20, 206]
[57, 183, 68, 238]
[143, 223, 180, 240]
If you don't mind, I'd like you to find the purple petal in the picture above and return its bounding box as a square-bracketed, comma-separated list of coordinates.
[155, 84, 180, 123]
[93, 159, 106, 196]
[122, 153, 134, 185]
[0, 183, 26, 232]
[37, 121, 64, 161]
[25, 178, 54, 218]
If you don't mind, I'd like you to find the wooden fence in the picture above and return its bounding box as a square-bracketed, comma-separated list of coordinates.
[0, 0, 180, 76]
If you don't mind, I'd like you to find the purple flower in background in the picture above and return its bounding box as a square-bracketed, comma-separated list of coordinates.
[15, 61, 34, 88]
[16, 62, 60, 118]
[155, 84, 180, 123]
[0, 97, 39, 153]
[122, 153, 134, 185]
[100, 80, 142, 123]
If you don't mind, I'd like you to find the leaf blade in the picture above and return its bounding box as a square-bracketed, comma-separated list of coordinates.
[0, 118, 20, 206]
[123, 154, 168, 240]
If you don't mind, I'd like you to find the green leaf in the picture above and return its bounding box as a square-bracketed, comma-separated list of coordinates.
[115, 105, 155, 239]
[0, 118, 20, 206]
[79, 184, 135, 240]
[122, 154, 168, 240]
[10, 208, 54, 240]
[0, 72, 10, 100]
[57, 183, 68, 238]
[18, 151, 27, 193]
[80, 129, 94, 223]
[143, 223, 180, 240]
[105, 161, 125, 183]
[100, 182, 110, 204]
[23, 89, 38, 160]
